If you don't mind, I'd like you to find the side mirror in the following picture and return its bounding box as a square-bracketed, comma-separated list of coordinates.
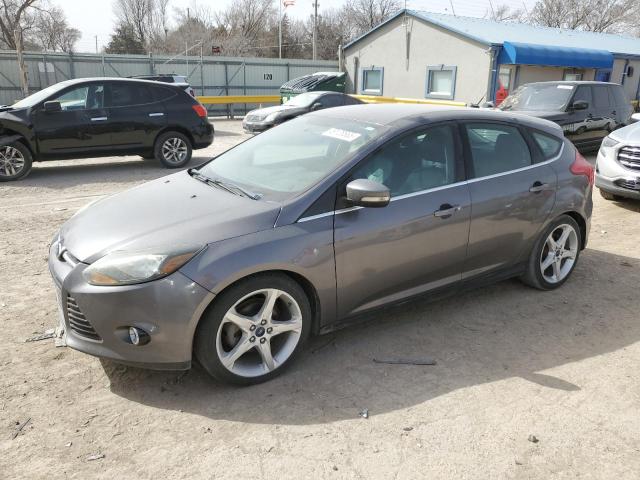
[571, 100, 588, 111]
[345, 179, 390, 208]
[481, 101, 495, 109]
[43, 101, 62, 113]
[310, 102, 323, 111]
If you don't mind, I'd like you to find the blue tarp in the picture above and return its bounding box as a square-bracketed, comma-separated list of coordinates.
[498, 41, 614, 69]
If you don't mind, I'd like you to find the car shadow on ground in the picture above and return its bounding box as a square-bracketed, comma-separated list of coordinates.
[608, 198, 640, 213]
[2, 156, 214, 190]
[104, 248, 640, 426]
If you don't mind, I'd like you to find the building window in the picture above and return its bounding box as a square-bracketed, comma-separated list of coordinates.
[563, 70, 583, 81]
[426, 65, 457, 100]
[360, 67, 383, 95]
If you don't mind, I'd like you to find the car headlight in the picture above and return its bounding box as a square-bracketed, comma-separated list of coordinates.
[598, 136, 619, 160]
[83, 246, 202, 286]
[601, 136, 619, 149]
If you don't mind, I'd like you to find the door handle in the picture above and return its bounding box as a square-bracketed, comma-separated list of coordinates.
[433, 204, 461, 219]
[90, 117, 107, 121]
[148, 112, 164, 117]
[529, 181, 551, 193]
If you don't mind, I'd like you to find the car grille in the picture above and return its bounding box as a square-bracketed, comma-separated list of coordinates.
[66, 295, 101, 341]
[617, 146, 640, 171]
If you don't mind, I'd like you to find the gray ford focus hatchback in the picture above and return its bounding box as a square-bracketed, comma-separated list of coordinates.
[49, 104, 593, 385]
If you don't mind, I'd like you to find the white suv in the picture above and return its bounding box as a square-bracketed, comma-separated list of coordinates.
[596, 122, 640, 201]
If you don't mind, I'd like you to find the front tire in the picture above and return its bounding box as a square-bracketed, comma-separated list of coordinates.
[0, 141, 32, 182]
[521, 215, 582, 291]
[195, 274, 312, 385]
[154, 131, 192, 168]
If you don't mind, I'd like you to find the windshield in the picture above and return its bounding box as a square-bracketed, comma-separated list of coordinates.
[284, 92, 322, 107]
[499, 84, 575, 111]
[196, 115, 388, 199]
[11, 81, 75, 109]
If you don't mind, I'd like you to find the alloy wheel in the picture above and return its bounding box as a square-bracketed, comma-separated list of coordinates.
[539, 223, 579, 284]
[216, 288, 303, 378]
[161, 137, 188, 165]
[0, 146, 25, 178]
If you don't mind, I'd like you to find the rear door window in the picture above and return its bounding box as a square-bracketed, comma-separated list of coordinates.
[593, 86, 610, 109]
[109, 82, 153, 107]
[464, 123, 532, 178]
[531, 131, 563, 159]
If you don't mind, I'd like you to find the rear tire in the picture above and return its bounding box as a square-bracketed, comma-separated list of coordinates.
[195, 274, 312, 385]
[154, 131, 192, 168]
[599, 189, 622, 201]
[521, 215, 582, 291]
[0, 141, 32, 182]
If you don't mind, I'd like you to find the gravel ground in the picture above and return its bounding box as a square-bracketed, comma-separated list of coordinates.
[1, 120, 639, 479]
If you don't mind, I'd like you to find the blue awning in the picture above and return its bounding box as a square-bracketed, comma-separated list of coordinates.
[498, 41, 614, 69]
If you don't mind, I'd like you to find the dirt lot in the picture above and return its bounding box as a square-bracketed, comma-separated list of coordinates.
[1, 120, 639, 479]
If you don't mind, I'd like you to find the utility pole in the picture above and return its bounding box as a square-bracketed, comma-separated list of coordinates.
[279, 0, 282, 59]
[95, 35, 98, 54]
[312, 0, 319, 60]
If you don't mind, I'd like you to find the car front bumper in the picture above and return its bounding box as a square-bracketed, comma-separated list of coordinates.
[242, 119, 274, 133]
[595, 146, 640, 199]
[48, 239, 214, 370]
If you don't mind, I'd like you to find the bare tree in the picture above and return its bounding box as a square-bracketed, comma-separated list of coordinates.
[114, 0, 170, 52]
[529, 0, 639, 33]
[31, 6, 80, 53]
[212, 0, 275, 56]
[343, 0, 401, 35]
[487, 4, 526, 22]
[0, 0, 39, 96]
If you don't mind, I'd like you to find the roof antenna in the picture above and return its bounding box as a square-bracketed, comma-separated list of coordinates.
[449, 0, 457, 16]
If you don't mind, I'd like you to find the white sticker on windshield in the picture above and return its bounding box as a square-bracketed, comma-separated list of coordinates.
[557, 85, 574, 89]
[322, 128, 362, 142]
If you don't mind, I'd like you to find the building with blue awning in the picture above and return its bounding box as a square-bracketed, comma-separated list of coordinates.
[342, 10, 640, 105]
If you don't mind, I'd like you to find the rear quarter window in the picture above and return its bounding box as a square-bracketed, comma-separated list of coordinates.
[531, 131, 562, 159]
[151, 86, 178, 102]
[610, 85, 629, 107]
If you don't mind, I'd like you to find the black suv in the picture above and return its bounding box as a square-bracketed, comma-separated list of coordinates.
[0, 78, 214, 181]
[498, 81, 632, 150]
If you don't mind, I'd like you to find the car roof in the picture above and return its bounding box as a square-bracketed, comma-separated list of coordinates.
[52, 77, 185, 88]
[523, 80, 621, 87]
[311, 103, 564, 136]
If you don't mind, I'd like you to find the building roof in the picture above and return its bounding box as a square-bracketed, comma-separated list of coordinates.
[344, 9, 640, 58]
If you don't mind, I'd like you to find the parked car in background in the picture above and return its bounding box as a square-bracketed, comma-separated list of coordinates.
[242, 91, 362, 133]
[130, 74, 196, 98]
[50, 104, 593, 385]
[497, 81, 632, 151]
[596, 122, 640, 201]
[0, 77, 213, 181]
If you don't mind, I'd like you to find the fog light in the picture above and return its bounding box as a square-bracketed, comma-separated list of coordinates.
[128, 327, 150, 346]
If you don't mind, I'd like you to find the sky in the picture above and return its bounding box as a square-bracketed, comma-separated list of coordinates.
[58, 0, 539, 53]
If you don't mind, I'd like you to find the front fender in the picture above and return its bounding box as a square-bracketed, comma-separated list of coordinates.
[0, 134, 22, 146]
[179, 217, 337, 329]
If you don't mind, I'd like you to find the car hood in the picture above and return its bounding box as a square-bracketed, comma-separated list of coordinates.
[60, 170, 281, 263]
[247, 104, 306, 118]
[610, 122, 640, 144]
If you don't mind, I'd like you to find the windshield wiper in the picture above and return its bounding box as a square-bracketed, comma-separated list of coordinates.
[188, 169, 261, 200]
